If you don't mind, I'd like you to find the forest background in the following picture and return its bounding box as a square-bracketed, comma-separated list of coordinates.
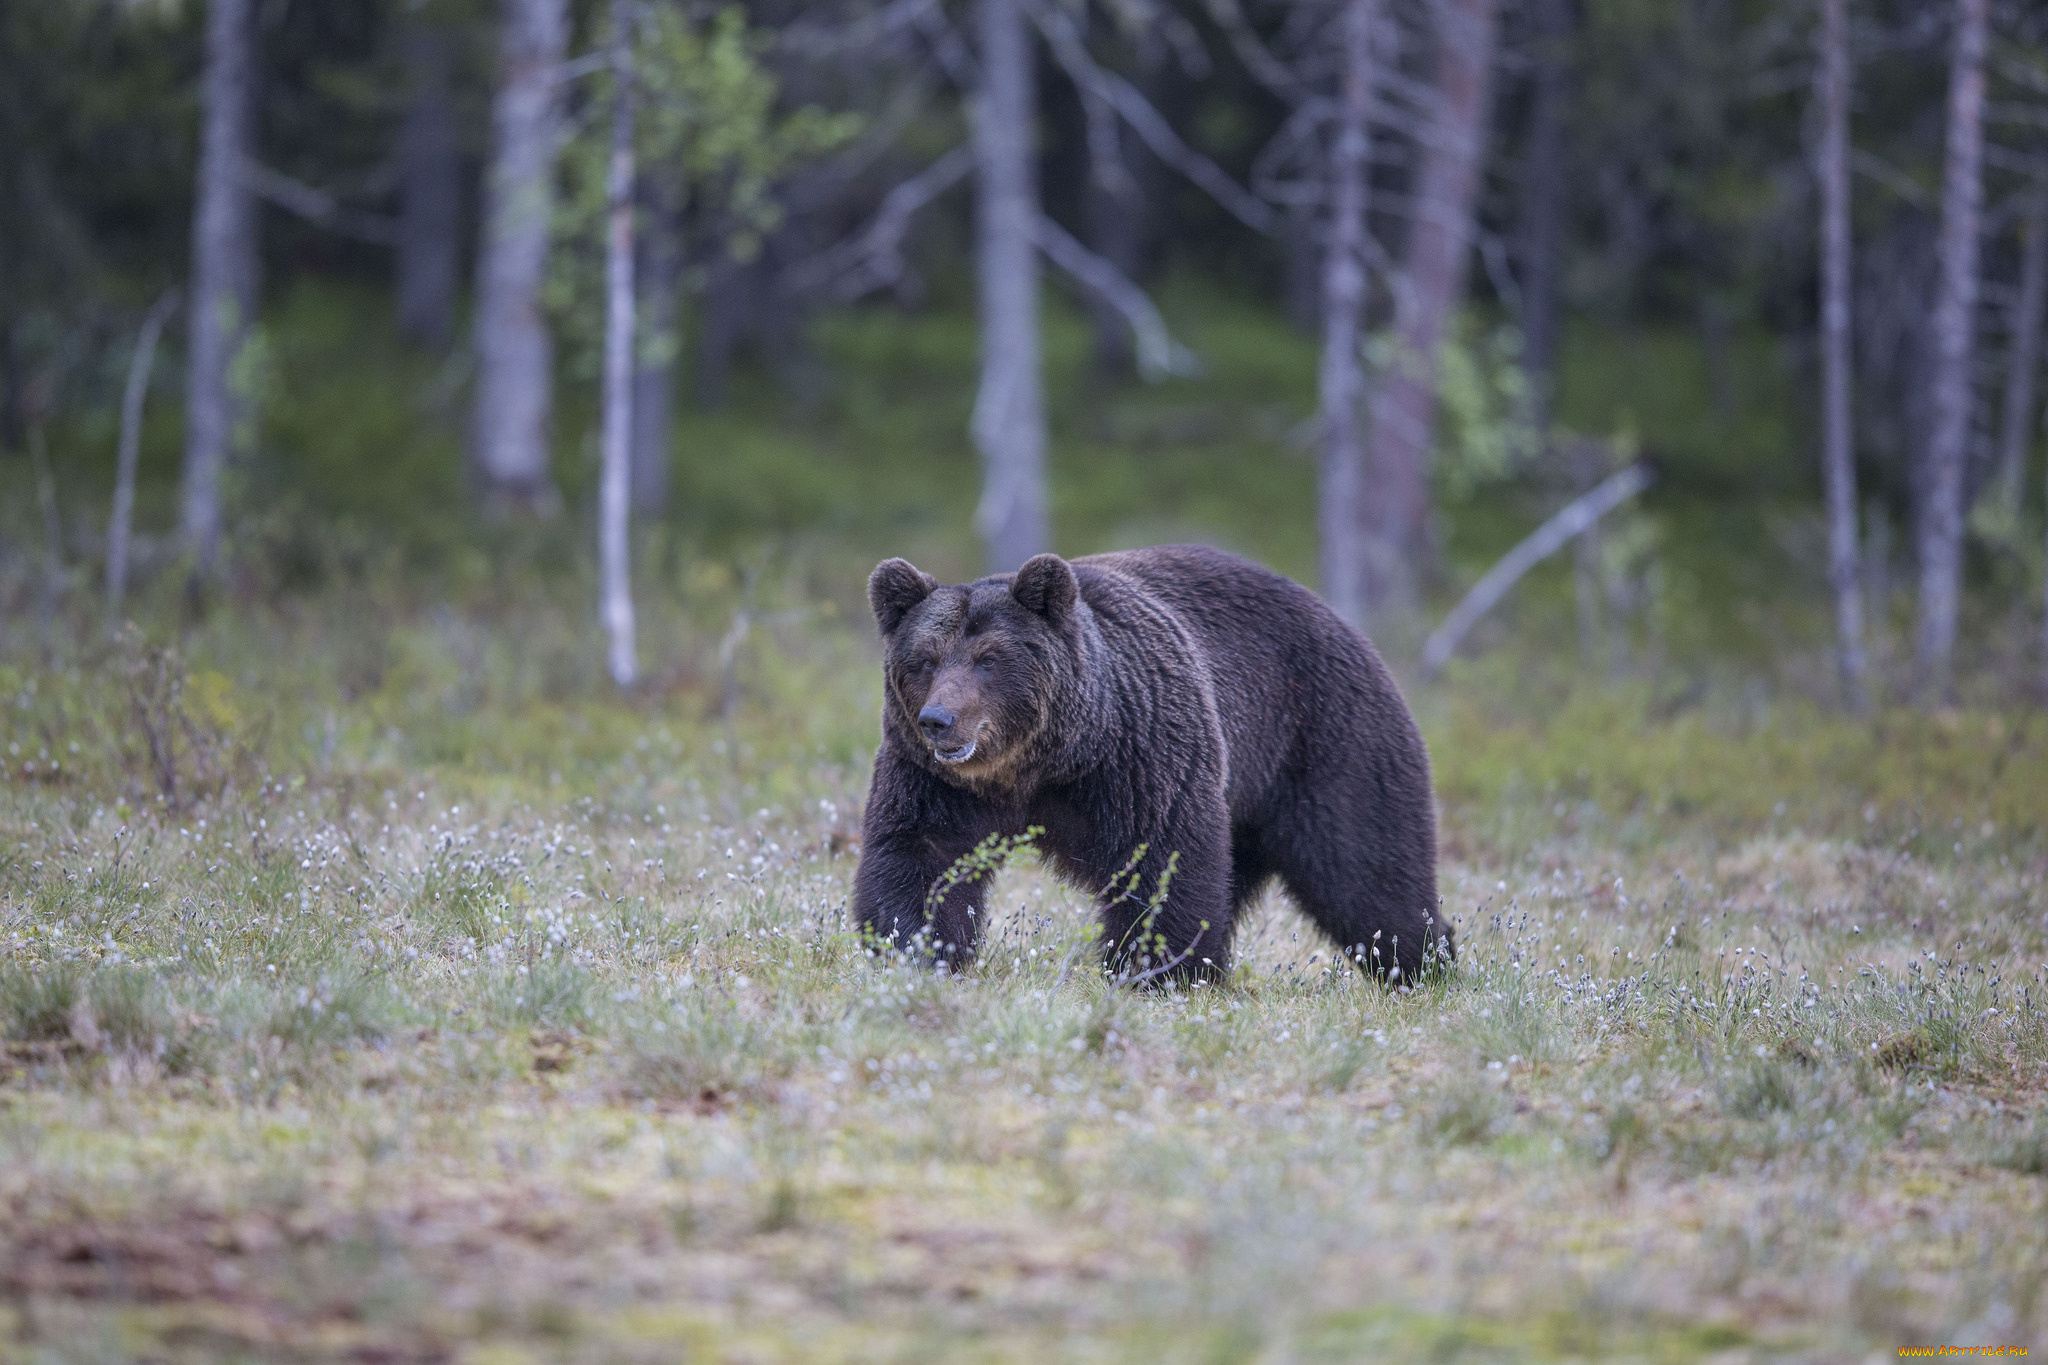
[4, 1, 2048, 1360]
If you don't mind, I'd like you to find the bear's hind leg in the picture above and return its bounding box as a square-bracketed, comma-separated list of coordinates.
[1262, 787, 1442, 984]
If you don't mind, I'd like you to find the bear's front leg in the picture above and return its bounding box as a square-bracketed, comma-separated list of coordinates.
[1092, 794, 1234, 985]
[852, 831, 992, 967]
[851, 756, 995, 968]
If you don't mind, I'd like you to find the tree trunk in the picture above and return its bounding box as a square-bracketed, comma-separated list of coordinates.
[1083, 33, 1164, 380]
[1516, 0, 1571, 442]
[1914, 0, 1987, 701]
[694, 250, 743, 412]
[1992, 191, 2046, 519]
[180, 0, 256, 584]
[1361, 0, 1500, 622]
[970, 0, 1050, 573]
[472, 0, 567, 513]
[108, 290, 179, 622]
[1284, 207, 1322, 334]
[1, 324, 22, 454]
[1817, 0, 1868, 712]
[397, 22, 461, 348]
[599, 2, 638, 689]
[1317, 0, 1378, 630]
[630, 166, 683, 517]
[1084, 102, 1142, 380]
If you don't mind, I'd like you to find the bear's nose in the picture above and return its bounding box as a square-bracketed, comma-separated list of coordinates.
[918, 703, 956, 739]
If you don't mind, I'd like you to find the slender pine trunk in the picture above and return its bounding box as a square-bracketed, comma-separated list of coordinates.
[1915, 0, 1987, 702]
[108, 291, 179, 622]
[1361, 0, 1500, 623]
[473, 0, 568, 513]
[180, 0, 255, 584]
[1083, 35, 1163, 380]
[694, 253, 741, 412]
[599, 2, 638, 689]
[630, 165, 683, 517]
[1993, 192, 2046, 519]
[398, 22, 461, 349]
[970, 0, 1050, 574]
[1084, 106, 1141, 380]
[1817, 0, 1868, 712]
[1317, 0, 1378, 630]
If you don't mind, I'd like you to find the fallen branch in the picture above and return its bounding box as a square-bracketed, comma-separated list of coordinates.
[1030, 214, 1201, 380]
[1420, 462, 1654, 679]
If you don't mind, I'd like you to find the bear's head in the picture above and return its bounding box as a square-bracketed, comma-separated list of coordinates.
[867, 554, 1081, 783]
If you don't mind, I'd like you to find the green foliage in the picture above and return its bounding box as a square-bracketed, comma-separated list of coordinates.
[547, 7, 859, 382]
[1430, 318, 1534, 502]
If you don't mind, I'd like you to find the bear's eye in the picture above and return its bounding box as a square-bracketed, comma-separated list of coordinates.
[917, 658, 937, 675]
[973, 655, 996, 675]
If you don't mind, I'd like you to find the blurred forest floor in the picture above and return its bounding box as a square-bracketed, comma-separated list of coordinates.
[1, 286, 2046, 1361]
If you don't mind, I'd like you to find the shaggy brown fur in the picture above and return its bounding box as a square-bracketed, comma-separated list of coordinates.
[852, 545, 1445, 982]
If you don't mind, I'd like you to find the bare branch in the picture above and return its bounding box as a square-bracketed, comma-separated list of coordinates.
[1987, 101, 2048, 133]
[1023, 0, 1278, 234]
[1850, 147, 1930, 206]
[1991, 50, 2048, 96]
[1421, 462, 1654, 679]
[1031, 213, 1201, 381]
[241, 159, 398, 244]
[783, 71, 938, 215]
[778, 0, 939, 59]
[783, 143, 976, 299]
[1985, 144, 2048, 181]
[913, 4, 980, 89]
[1201, 0, 1302, 99]
[1251, 98, 1338, 205]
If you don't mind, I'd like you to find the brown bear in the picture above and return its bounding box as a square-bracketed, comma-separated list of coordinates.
[852, 544, 1445, 983]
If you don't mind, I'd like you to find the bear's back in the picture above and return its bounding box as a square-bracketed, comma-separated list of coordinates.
[1073, 544, 1409, 816]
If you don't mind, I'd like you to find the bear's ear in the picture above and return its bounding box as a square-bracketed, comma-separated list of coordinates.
[1010, 554, 1078, 622]
[868, 557, 937, 635]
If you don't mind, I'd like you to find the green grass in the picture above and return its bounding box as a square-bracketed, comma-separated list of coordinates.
[1, 280, 2046, 1360]
[0, 563, 2044, 1360]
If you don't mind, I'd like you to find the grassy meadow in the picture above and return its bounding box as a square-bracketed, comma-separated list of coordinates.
[3, 284, 2047, 1361]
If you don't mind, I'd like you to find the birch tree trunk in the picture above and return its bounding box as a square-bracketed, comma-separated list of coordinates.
[1817, 0, 1868, 712]
[1914, 0, 1987, 701]
[1361, 0, 1500, 621]
[1992, 192, 2046, 519]
[398, 22, 460, 348]
[473, 0, 567, 513]
[1317, 0, 1378, 630]
[630, 166, 683, 517]
[599, 3, 638, 689]
[180, 0, 255, 583]
[970, 0, 1050, 574]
